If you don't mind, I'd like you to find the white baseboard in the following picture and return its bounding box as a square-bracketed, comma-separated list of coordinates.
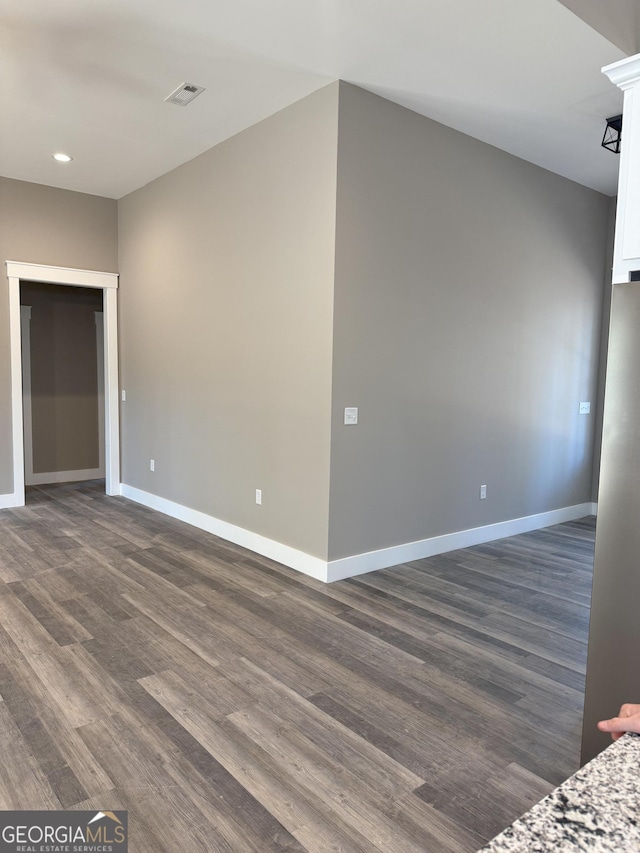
[119, 484, 597, 585]
[0, 492, 22, 509]
[27, 467, 104, 486]
[119, 484, 329, 582]
[326, 502, 597, 582]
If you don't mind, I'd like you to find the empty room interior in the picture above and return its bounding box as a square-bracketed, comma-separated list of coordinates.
[1, 0, 640, 851]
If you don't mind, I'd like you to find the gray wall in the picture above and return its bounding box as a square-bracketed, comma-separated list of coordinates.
[0, 84, 613, 567]
[558, 0, 639, 55]
[328, 83, 611, 560]
[117, 83, 339, 559]
[581, 282, 640, 762]
[0, 177, 117, 495]
[21, 282, 103, 475]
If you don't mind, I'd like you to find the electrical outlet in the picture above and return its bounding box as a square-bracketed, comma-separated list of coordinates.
[255, 489, 262, 505]
[480, 484, 487, 500]
[579, 402, 591, 415]
[150, 459, 155, 472]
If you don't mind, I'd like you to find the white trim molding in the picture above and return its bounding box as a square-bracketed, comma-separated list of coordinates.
[8, 266, 24, 503]
[602, 55, 640, 90]
[5, 261, 119, 506]
[119, 485, 596, 584]
[0, 493, 22, 510]
[326, 502, 597, 582]
[119, 484, 329, 582]
[5, 261, 117, 290]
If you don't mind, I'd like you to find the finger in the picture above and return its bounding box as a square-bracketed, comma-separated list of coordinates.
[597, 717, 625, 731]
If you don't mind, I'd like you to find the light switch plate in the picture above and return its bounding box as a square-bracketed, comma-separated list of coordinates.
[579, 402, 591, 414]
[344, 407, 358, 425]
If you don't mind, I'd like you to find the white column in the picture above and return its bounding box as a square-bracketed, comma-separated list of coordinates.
[603, 54, 640, 283]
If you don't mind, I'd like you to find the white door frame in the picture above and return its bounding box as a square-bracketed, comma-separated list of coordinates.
[6, 261, 120, 505]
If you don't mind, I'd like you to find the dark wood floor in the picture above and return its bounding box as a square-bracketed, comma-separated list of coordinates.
[0, 481, 594, 852]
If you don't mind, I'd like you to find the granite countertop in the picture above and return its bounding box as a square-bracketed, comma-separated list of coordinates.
[479, 733, 640, 852]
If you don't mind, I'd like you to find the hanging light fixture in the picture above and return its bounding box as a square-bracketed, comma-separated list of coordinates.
[602, 115, 623, 153]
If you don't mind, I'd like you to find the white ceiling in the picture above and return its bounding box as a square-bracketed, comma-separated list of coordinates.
[0, 0, 627, 199]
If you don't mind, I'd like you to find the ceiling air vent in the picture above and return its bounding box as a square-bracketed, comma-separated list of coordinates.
[165, 83, 205, 106]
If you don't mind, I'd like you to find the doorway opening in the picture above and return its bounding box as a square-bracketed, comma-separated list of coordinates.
[21, 282, 105, 488]
[6, 261, 119, 506]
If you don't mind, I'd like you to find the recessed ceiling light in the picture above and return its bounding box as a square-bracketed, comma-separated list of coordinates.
[53, 152, 73, 162]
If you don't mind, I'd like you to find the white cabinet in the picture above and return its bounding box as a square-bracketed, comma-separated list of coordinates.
[603, 55, 640, 283]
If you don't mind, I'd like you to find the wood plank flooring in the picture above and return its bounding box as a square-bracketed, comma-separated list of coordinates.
[0, 481, 594, 852]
